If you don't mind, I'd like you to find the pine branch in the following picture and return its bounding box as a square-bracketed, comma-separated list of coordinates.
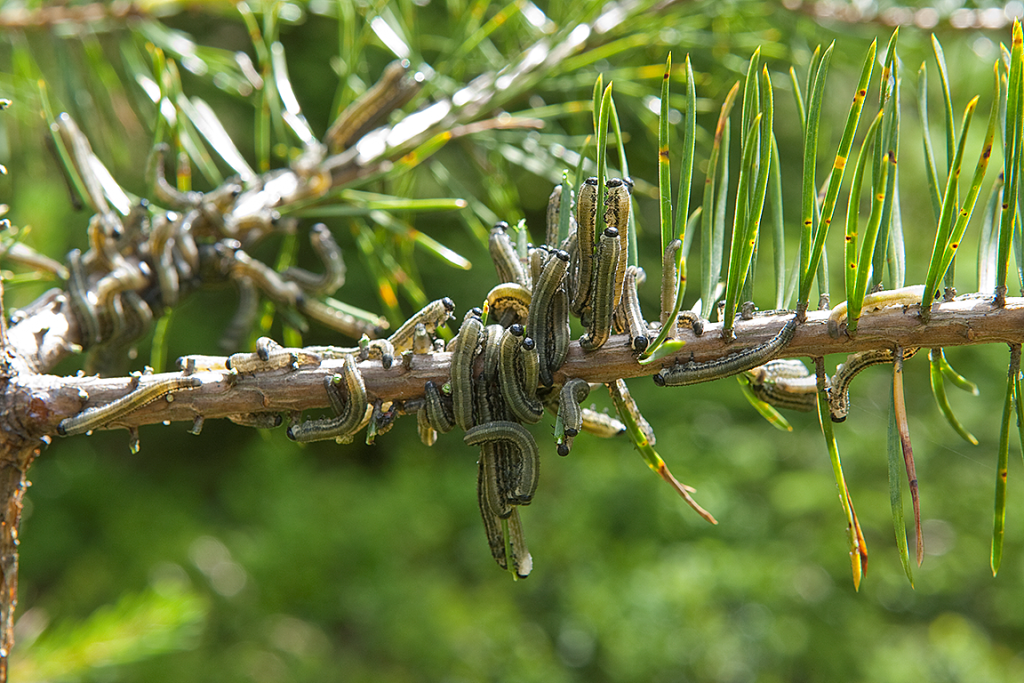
[4, 295, 1021, 438]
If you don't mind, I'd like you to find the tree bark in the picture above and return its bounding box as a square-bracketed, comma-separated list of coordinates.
[0, 316, 48, 681]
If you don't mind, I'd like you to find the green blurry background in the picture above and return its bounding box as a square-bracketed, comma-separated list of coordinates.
[2, 1, 1024, 680]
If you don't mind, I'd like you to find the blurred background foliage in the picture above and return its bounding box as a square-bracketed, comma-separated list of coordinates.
[1, 0, 1024, 680]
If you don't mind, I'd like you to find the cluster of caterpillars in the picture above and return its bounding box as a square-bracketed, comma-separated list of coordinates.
[38, 110, 390, 379]
[412, 176, 647, 577]
[55, 174, 925, 578]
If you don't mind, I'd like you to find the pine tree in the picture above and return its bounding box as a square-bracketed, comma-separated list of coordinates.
[1, 2, 1023, 679]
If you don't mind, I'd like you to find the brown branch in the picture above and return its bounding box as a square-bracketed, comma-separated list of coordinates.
[0, 287, 43, 683]
[0, 2, 147, 29]
[784, 0, 1015, 31]
[7, 295, 1022, 437]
